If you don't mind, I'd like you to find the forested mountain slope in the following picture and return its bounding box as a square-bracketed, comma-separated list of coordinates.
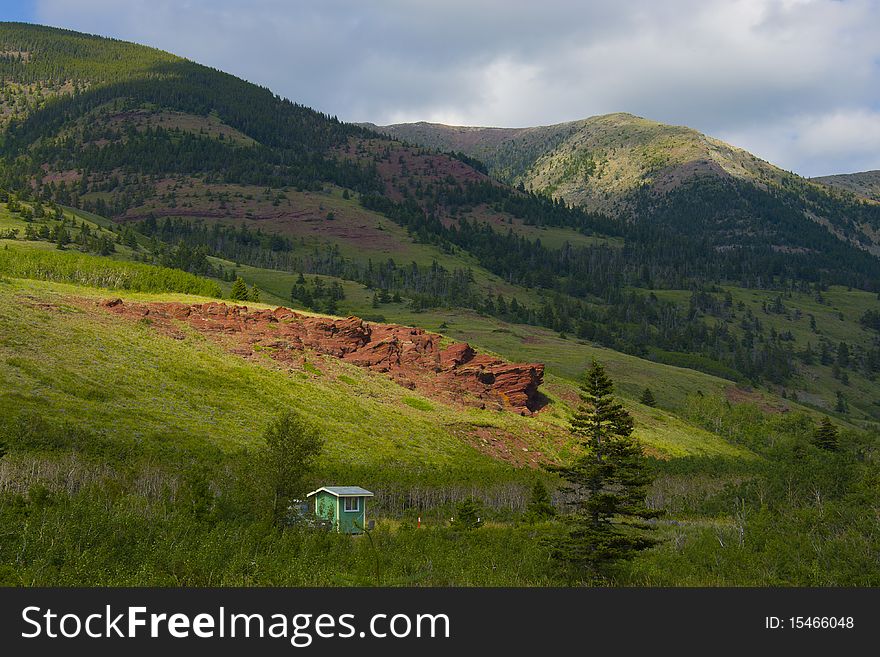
[1, 23, 880, 587]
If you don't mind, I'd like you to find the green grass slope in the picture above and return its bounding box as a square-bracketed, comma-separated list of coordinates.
[0, 277, 560, 468]
[0, 234, 753, 464]
[4, 194, 876, 430]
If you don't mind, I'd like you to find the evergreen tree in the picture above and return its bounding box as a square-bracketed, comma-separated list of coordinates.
[249, 285, 261, 303]
[813, 417, 839, 451]
[451, 497, 482, 530]
[526, 479, 555, 521]
[551, 360, 661, 580]
[639, 387, 656, 407]
[55, 226, 70, 249]
[230, 276, 248, 301]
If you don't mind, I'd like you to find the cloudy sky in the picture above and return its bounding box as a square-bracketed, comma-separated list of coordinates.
[7, 0, 880, 176]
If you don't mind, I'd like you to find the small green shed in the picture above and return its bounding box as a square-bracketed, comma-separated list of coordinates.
[307, 486, 374, 534]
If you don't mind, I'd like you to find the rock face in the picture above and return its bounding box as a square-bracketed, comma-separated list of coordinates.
[101, 300, 545, 414]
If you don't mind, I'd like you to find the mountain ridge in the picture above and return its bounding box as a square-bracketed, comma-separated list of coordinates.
[368, 112, 818, 203]
[815, 170, 880, 203]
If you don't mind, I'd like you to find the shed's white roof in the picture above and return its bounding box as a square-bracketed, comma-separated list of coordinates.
[307, 486, 374, 498]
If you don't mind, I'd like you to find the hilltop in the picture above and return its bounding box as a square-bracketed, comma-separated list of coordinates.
[815, 170, 880, 203]
[368, 113, 783, 205]
[371, 113, 880, 258]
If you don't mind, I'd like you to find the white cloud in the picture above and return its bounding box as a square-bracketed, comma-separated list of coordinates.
[33, 0, 880, 175]
[722, 109, 880, 176]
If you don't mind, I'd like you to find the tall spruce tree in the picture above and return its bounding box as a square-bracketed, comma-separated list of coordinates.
[639, 387, 656, 407]
[551, 360, 661, 580]
[526, 479, 556, 521]
[813, 417, 840, 451]
[230, 276, 248, 301]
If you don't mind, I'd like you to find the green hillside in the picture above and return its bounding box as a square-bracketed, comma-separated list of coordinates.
[3, 234, 879, 586]
[5, 195, 880, 425]
[373, 113, 782, 204]
[4, 21, 880, 393]
[0, 206, 752, 461]
[375, 114, 880, 258]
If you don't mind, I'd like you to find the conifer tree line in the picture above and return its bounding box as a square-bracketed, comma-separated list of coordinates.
[131, 215, 486, 310]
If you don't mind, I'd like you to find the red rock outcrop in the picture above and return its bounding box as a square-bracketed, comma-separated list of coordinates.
[99, 300, 545, 414]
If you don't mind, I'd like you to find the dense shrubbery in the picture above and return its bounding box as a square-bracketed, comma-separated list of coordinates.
[0, 411, 555, 586]
[0, 246, 222, 297]
[1, 400, 877, 586]
[623, 397, 880, 585]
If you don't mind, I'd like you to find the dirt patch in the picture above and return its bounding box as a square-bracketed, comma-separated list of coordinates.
[451, 425, 547, 467]
[337, 138, 494, 202]
[0, 50, 29, 62]
[650, 159, 730, 195]
[113, 179, 408, 252]
[725, 386, 789, 414]
[97, 299, 546, 415]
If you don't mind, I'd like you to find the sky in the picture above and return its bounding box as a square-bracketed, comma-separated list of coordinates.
[5, 0, 880, 176]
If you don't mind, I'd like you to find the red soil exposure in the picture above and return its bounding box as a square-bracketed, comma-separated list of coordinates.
[456, 426, 546, 467]
[725, 386, 789, 414]
[99, 299, 545, 415]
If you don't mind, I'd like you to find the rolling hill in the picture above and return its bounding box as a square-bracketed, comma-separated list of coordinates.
[366, 113, 785, 205]
[369, 114, 880, 259]
[4, 21, 880, 407]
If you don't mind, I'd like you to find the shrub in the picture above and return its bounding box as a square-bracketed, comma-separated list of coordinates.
[402, 397, 433, 412]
